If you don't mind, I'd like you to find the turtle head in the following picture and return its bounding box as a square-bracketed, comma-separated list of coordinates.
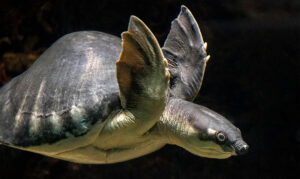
[164, 99, 249, 159]
[187, 105, 249, 158]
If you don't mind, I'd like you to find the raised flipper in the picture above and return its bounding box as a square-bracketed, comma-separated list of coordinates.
[116, 16, 170, 134]
[162, 6, 210, 101]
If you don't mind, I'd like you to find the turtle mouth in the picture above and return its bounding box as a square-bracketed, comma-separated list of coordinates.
[189, 144, 234, 159]
[200, 148, 233, 159]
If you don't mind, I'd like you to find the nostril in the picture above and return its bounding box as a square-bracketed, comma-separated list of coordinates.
[237, 144, 249, 155]
[233, 141, 249, 155]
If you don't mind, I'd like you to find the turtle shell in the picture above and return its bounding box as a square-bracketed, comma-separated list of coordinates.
[0, 31, 122, 147]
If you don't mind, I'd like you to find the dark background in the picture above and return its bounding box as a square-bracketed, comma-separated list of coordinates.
[0, 0, 299, 178]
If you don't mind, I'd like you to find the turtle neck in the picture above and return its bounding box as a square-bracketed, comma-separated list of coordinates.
[156, 98, 199, 146]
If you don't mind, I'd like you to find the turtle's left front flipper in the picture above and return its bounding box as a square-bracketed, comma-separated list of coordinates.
[116, 16, 170, 134]
[162, 6, 210, 101]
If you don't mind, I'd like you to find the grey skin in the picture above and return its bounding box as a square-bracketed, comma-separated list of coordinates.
[0, 6, 248, 164]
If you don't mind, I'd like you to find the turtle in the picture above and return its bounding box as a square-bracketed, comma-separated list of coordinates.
[0, 6, 249, 164]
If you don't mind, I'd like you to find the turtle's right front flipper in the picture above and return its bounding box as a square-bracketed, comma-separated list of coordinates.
[115, 16, 170, 134]
[162, 6, 210, 101]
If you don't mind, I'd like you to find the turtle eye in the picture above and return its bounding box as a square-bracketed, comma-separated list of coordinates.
[216, 132, 227, 143]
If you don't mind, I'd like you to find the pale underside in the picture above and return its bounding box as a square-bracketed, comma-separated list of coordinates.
[12, 110, 167, 164]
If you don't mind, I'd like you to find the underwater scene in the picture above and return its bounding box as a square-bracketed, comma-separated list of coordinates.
[0, 0, 299, 178]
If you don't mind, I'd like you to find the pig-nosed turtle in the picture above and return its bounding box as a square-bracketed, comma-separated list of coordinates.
[0, 6, 249, 164]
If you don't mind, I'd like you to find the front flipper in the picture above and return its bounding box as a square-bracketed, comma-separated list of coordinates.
[162, 6, 210, 101]
[116, 16, 170, 134]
